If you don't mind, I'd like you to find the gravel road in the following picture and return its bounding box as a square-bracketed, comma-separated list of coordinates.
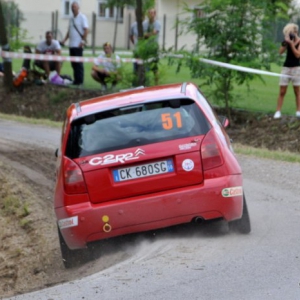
[1, 119, 300, 300]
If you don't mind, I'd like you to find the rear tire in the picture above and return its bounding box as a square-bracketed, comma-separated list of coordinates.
[229, 195, 251, 234]
[58, 227, 87, 269]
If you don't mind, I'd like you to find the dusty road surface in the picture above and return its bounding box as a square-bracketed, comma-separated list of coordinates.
[1, 119, 300, 300]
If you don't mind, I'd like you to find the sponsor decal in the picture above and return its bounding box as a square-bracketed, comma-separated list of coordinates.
[222, 186, 243, 197]
[182, 159, 194, 171]
[58, 216, 78, 229]
[89, 148, 145, 166]
[179, 142, 197, 150]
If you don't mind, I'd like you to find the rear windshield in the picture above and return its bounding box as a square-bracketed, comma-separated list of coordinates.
[66, 99, 211, 158]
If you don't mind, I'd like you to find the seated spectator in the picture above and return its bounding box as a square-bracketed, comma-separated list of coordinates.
[34, 31, 62, 78]
[91, 42, 121, 91]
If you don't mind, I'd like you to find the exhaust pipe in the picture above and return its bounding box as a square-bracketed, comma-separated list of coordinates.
[194, 217, 204, 224]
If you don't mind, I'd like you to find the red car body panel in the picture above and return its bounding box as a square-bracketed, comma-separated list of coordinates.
[56, 174, 243, 249]
[54, 82, 244, 250]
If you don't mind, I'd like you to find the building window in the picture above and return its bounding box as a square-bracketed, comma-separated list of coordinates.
[98, 1, 106, 17]
[63, 0, 71, 16]
[97, 0, 124, 21]
[193, 6, 206, 18]
[62, 0, 81, 17]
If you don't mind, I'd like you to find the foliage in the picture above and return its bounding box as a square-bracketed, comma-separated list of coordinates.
[103, 0, 155, 85]
[8, 26, 31, 51]
[177, 0, 285, 117]
[1, 0, 24, 27]
[265, 0, 291, 19]
[105, 0, 155, 11]
[0, 0, 30, 51]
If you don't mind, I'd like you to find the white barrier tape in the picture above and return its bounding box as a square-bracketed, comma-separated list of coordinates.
[200, 58, 291, 78]
[0, 50, 291, 78]
[165, 53, 291, 78]
[0, 50, 143, 64]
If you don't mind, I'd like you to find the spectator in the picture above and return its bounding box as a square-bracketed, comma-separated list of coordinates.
[61, 1, 88, 86]
[274, 23, 300, 119]
[91, 42, 121, 91]
[142, 8, 161, 85]
[34, 31, 61, 78]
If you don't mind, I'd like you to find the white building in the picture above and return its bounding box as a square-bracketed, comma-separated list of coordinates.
[8, 0, 202, 51]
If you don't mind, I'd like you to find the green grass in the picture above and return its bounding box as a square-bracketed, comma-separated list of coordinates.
[233, 143, 300, 164]
[11, 51, 297, 116]
[0, 112, 62, 127]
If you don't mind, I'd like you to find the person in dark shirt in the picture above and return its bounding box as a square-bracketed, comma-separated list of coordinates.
[274, 23, 300, 119]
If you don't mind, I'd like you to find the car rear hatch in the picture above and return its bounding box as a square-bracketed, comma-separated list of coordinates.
[76, 136, 206, 203]
[66, 98, 211, 203]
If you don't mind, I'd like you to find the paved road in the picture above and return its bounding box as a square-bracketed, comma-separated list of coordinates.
[2, 119, 300, 300]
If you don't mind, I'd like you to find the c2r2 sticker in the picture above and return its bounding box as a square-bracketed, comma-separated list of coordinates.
[58, 216, 78, 229]
[222, 186, 243, 197]
[182, 159, 194, 172]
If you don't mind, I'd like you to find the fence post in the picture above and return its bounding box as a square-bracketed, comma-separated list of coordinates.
[0, 0, 13, 91]
[162, 14, 166, 51]
[175, 16, 178, 52]
[51, 11, 54, 34]
[91, 12, 96, 55]
[127, 13, 131, 50]
[16, 9, 19, 44]
[54, 10, 58, 39]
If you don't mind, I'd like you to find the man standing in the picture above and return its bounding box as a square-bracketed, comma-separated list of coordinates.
[143, 8, 161, 85]
[61, 1, 88, 86]
[34, 31, 62, 78]
[91, 42, 121, 92]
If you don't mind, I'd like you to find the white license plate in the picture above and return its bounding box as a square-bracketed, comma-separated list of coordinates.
[113, 159, 174, 182]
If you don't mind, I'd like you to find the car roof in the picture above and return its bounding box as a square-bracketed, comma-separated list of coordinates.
[68, 82, 198, 122]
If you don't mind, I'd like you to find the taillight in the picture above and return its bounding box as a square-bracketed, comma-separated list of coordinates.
[201, 130, 223, 170]
[63, 157, 87, 194]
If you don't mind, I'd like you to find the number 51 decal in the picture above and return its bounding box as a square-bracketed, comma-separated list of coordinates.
[161, 112, 182, 130]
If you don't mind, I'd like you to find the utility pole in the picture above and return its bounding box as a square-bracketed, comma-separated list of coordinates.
[0, 0, 13, 91]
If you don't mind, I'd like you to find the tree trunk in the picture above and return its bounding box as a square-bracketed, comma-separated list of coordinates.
[136, 0, 145, 86]
[0, 0, 13, 92]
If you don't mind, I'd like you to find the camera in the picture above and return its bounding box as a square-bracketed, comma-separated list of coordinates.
[289, 33, 295, 41]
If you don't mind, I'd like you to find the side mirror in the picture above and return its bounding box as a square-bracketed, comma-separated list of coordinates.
[54, 148, 58, 158]
[219, 116, 229, 128]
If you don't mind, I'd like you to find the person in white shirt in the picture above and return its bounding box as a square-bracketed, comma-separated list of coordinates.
[34, 31, 61, 78]
[61, 1, 88, 86]
[91, 42, 121, 91]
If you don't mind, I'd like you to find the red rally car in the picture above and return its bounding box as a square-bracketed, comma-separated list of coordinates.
[54, 82, 251, 268]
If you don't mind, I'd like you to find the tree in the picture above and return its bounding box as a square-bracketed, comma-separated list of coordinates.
[266, 0, 292, 19]
[105, 0, 155, 86]
[178, 0, 288, 118]
[0, 0, 13, 91]
[1, 0, 25, 50]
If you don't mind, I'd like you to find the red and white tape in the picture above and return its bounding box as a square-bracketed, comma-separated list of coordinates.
[0, 50, 291, 78]
[0, 50, 142, 64]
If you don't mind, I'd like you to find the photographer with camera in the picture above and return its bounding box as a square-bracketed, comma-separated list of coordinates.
[274, 23, 300, 119]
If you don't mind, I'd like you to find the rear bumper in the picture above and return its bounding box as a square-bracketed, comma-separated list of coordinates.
[56, 175, 243, 249]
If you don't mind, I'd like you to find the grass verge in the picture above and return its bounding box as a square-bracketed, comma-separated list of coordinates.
[233, 143, 300, 164]
[0, 112, 62, 128]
